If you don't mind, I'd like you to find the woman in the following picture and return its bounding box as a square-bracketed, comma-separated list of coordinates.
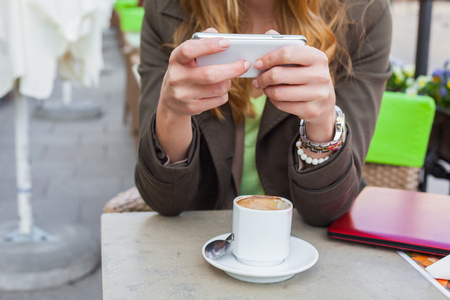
[135, 0, 392, 226]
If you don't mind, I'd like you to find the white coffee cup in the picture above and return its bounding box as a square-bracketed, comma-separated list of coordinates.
[232, 195, 293, 267]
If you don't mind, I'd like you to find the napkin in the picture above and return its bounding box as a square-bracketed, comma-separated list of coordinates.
[426, 254, 450, 280]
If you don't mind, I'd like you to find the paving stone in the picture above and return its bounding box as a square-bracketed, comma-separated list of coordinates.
[32, 198, 81, 225]
[46, 177, 125, 200]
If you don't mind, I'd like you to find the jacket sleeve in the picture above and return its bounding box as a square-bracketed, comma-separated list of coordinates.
[288, 1, 393, 226]
[134, 0, 202, 215]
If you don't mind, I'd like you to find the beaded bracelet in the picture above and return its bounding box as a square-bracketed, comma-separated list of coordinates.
[296, 140, 331, 165]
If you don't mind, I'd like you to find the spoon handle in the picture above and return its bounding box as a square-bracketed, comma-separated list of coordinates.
[226, 233, 234, 241]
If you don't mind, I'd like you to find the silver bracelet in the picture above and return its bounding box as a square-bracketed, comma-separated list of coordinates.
[299, 105, 346, 153]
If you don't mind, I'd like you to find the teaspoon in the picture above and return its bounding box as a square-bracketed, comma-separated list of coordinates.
[204, 233, 234, 259]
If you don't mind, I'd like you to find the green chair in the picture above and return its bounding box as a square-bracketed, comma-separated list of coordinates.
[114, 0, 139, 13]
[114, 0, 144, 33]
[363, 91, 435, 190]
[117, 7, 144, 33]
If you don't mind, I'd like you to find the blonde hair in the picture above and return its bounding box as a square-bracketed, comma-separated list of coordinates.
[173, 0, 353, 122]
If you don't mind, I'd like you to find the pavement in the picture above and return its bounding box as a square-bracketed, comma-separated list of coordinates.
[0, 1, 449, 299]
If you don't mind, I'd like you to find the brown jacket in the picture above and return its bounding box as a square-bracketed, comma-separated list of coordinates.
[135, 0, 392, 226]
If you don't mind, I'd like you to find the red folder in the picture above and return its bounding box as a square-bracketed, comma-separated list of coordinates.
[328, 187, 450, 256]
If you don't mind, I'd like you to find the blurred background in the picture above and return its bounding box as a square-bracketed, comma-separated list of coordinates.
[0, 0, 449, 299]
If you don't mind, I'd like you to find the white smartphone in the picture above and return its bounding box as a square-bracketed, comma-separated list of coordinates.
[191, 32, 307, 78]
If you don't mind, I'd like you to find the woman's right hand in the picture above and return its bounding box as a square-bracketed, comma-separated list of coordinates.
[155, 29, 250, 162]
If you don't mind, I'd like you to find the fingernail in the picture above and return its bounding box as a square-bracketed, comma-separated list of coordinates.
[252, 79, 259, 89]
[219, 39, 230, 48]
[244, 60, 251, 70]
[254, 60, 263, 69]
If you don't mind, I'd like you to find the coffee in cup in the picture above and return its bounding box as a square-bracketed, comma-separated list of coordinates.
[232, 195, 293, 267]
[237, 195, 291, 211]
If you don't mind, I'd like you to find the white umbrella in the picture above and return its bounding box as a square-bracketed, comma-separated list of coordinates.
[1, 0, 112, 97]
[28, 0, 113, 120]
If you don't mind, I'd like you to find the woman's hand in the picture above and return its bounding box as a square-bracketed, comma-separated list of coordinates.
[156, 28, 250, 162]
[252, 31, 336, 143]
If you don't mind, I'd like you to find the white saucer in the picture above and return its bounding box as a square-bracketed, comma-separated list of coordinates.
[202, 233, 319, 283]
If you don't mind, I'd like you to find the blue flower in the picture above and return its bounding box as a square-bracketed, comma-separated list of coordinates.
[439, 87, 448, 97]
[432, 69, 444, 82]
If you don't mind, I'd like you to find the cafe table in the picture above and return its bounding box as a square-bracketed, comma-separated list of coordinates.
[101, 210, 445, 299]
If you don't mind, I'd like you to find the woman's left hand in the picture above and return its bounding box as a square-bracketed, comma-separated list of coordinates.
[252, 31, 336, 143]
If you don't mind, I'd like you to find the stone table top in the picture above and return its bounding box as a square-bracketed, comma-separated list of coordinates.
[101, 210, 445, 299]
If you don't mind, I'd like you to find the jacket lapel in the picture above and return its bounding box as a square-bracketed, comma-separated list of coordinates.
[196, 107, 236, 207]
[160, 0, 186, 21]
[258, 98, 292, 141]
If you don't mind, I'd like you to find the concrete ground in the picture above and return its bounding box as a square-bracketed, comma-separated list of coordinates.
[0, 1, 449, 299]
